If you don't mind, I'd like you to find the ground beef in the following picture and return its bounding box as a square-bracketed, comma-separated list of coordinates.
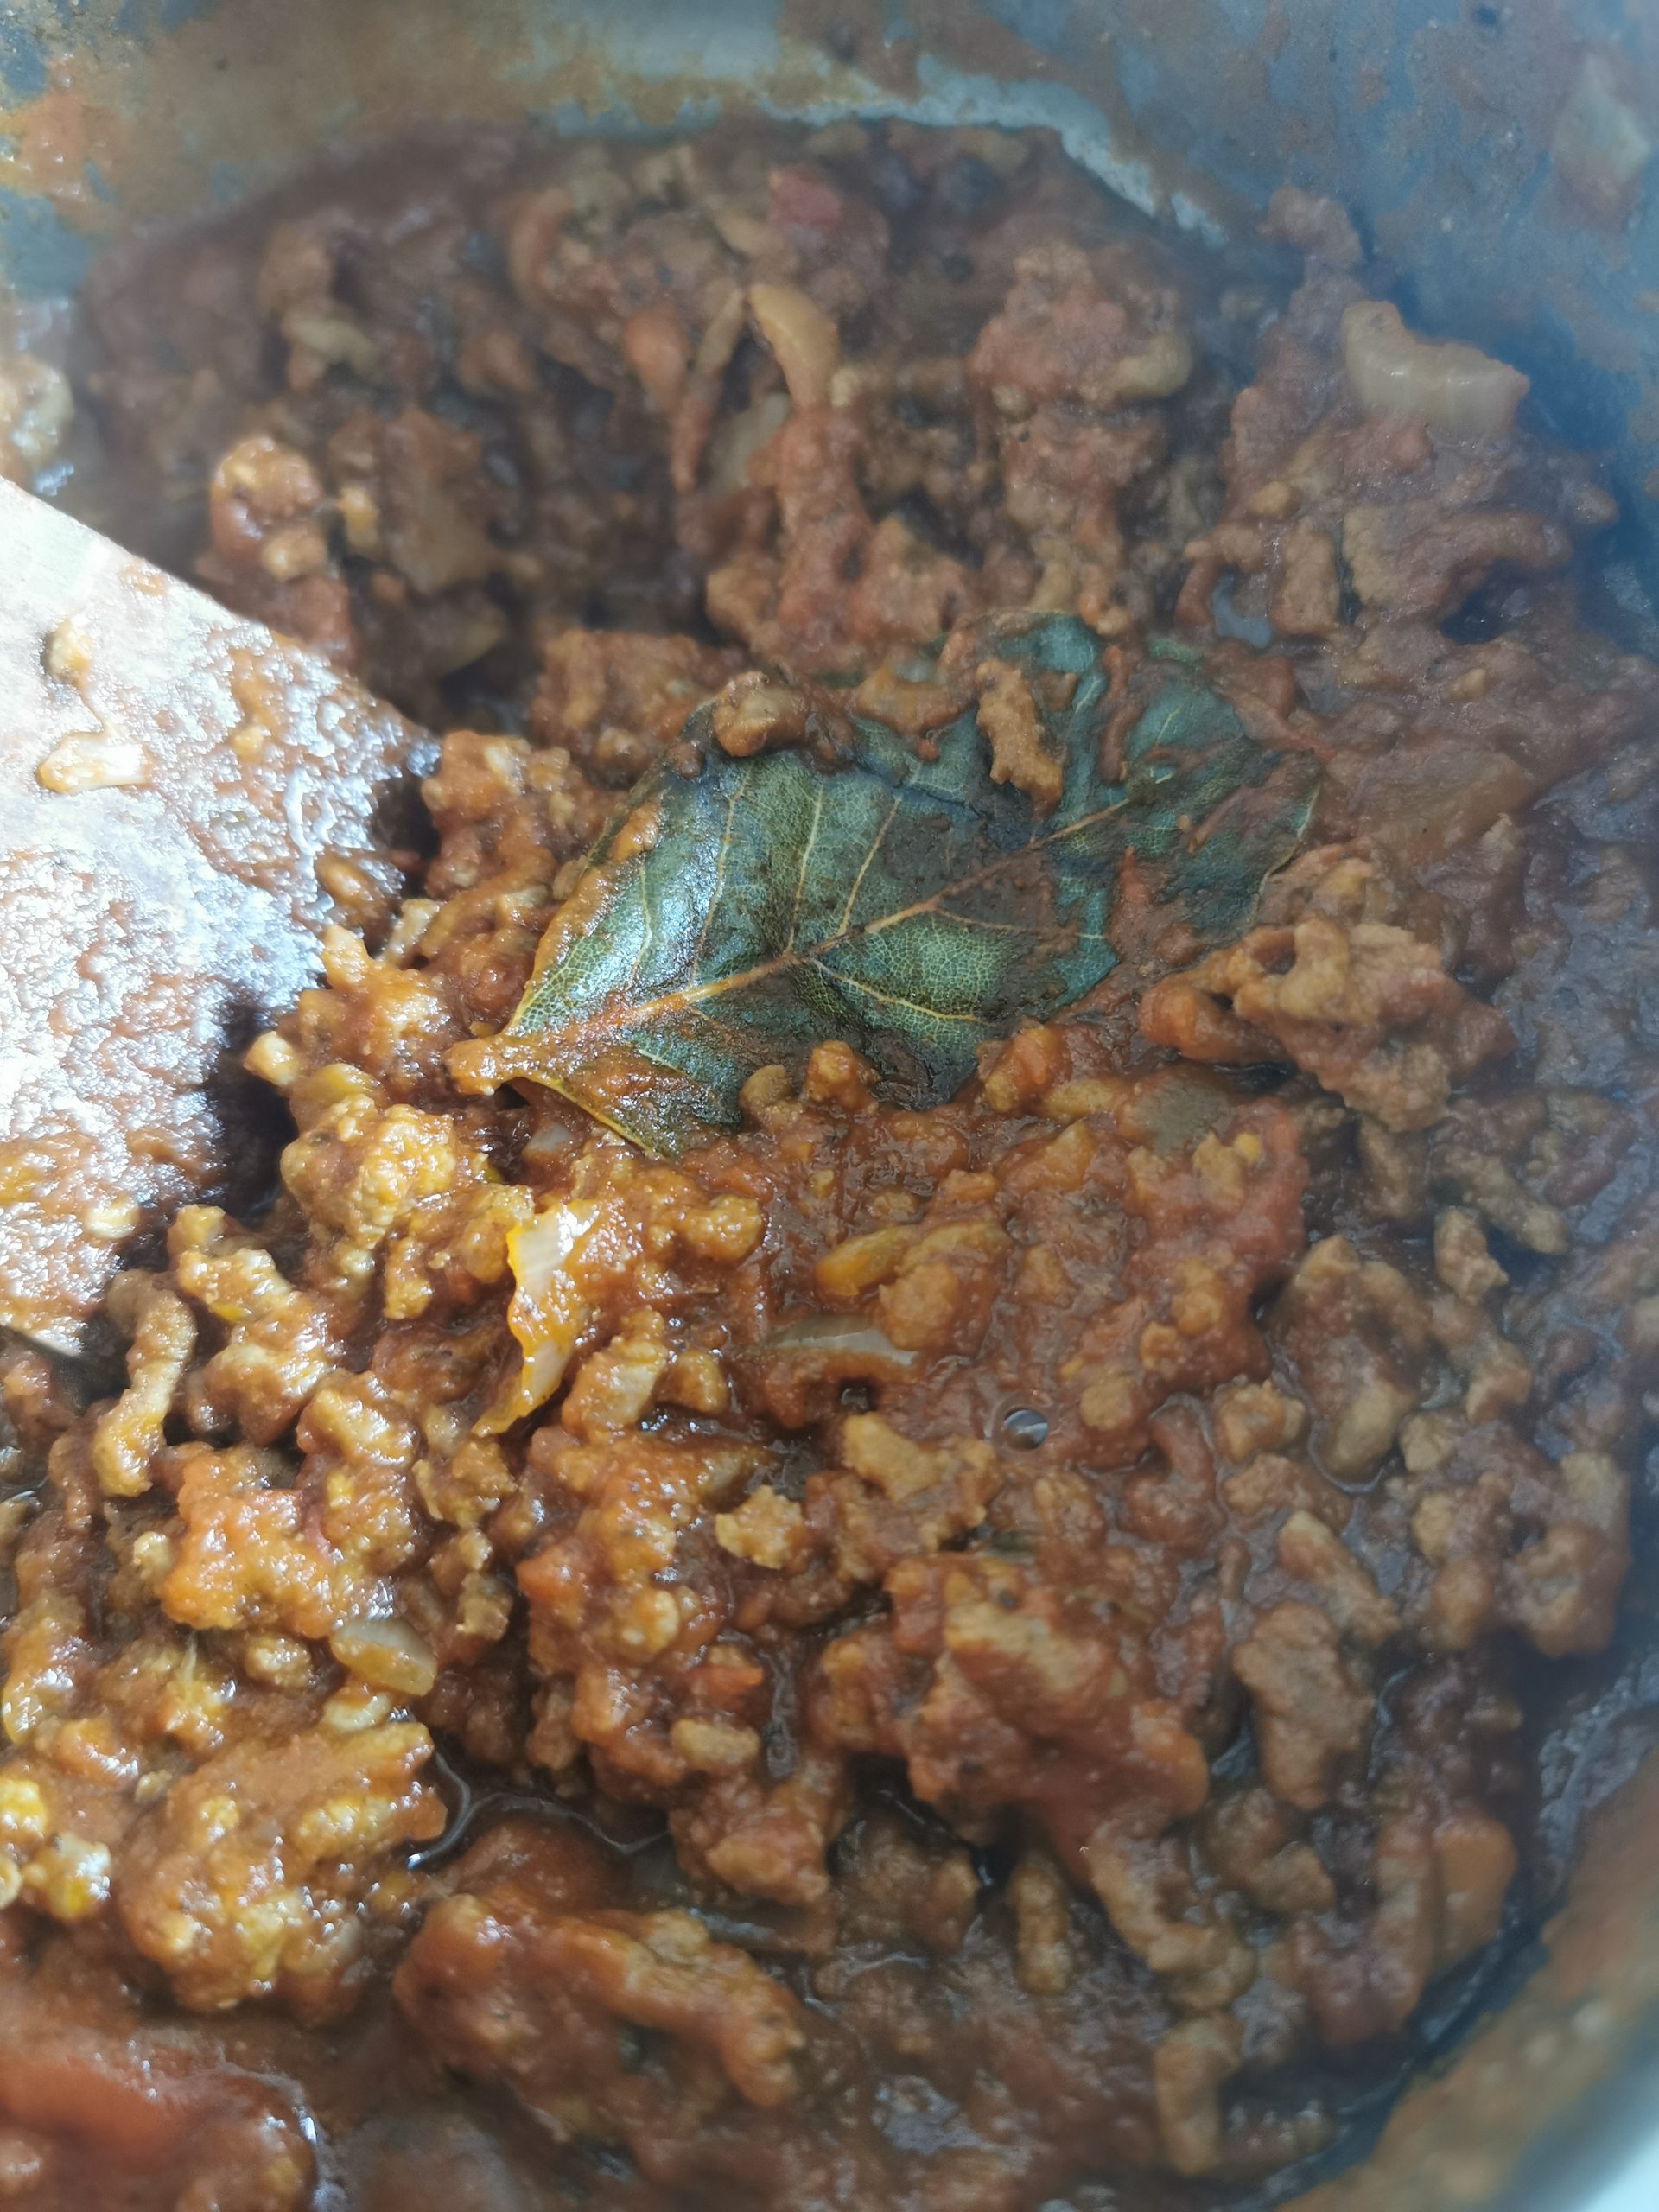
[3, 118, 1657, 2212]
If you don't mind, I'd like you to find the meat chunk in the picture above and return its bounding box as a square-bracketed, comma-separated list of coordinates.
[968, 242, 1192, 413]
[803, 1415, 1007, 1588]
[1274, 1236, 1430, 1479]
[1276, 1510, 1400, 1647]
[118, 1723, 442, 2017]
[1290, 1808, 1518, 2046]
[530, 629, 741, 785]
[1230, 1604, 1373, 1810]
[397, 1857, 804, 2156]
[1152, 2015, 1243, 2177]
[1142, 912, 1512, 1133]
[815, 1538, 1210, 1907]
[976, 657, 1063, 810]
[1406, 1433, 1630, 1657]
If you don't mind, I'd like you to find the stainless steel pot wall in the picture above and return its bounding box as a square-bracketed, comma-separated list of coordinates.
[2, 3, 1657, 2207]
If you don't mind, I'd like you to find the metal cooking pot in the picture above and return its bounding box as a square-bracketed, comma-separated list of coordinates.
[2, 3, 1657, 2206]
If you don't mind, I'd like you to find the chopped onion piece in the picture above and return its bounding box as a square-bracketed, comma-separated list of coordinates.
[329, 1615, 438, 1698]
[1340, 300, 1528, 441]
[748, 283, 840, 410]
[753, 1312, 920, 1377]
[706, 392, 791, 495]
[1110, 327, 1194, 403]
[36, 731, 150, 794]
[478, 1198, 602, 1433]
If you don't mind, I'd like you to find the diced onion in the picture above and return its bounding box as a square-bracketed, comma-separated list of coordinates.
[36, 731, 149, 794]
[748, 283, 841, 410]
[706, 392, 791, 495]
[1340, 300, 1528, 441]
[753, 1312, 920, 1377]
[478, 1198, 602, 1433]
[328, 1615, 438, 1697]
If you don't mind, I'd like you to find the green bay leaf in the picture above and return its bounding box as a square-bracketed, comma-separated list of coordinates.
[454, 615, 1318, 1154]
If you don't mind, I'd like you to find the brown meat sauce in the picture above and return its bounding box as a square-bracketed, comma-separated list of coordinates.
[3, 120, 1659, 2210]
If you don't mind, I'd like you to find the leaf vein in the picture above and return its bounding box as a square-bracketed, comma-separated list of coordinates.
[788, 780, 826, 953]
[693, 779, 742, 971]
[805, 959, 987, 1027]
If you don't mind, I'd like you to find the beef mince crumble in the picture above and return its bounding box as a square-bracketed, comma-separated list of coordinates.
[2, 119, 1658, 2211]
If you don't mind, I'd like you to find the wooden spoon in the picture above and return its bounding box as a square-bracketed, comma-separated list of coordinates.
[0, 479, 429, 1354]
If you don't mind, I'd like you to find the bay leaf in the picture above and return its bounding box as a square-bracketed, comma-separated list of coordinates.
[452, 616, 1317, 1154]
